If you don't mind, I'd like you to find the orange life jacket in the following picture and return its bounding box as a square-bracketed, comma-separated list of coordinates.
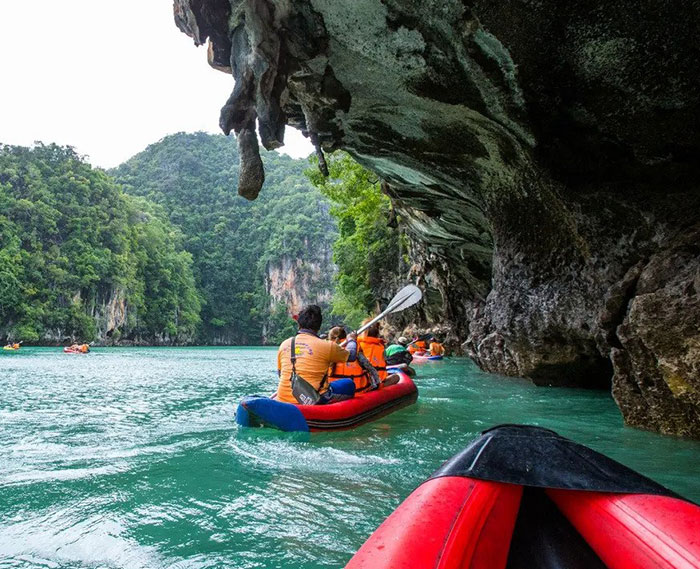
[358, 336, 387, 381]
[329, 358, 370, 391]
[429, 342, 444, 356]
[408, 340, 427, 355]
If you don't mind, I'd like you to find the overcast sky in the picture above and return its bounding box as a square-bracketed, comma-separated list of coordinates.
[0, 0, 313, 168]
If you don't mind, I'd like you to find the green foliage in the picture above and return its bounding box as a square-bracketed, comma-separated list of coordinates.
[306, 152, 403, 329]
[0, 143, 201, 343]
[265, 302, 300, 345]
[111, 132, 335, 344]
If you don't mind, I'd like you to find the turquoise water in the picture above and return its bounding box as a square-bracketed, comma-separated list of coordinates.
[1, 347, 698, 568]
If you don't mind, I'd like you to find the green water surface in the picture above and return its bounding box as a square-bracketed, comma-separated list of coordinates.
[1, 347, 698, 568]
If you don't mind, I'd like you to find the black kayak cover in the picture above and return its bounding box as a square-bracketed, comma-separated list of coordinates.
[431, 424, 679, 497]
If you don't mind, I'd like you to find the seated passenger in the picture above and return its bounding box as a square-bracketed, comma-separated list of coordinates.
[385, 336, 413, 366]
[328, 326, 380, 392]
[358, 322, 400, 387]
[408, 337, 428, 355]
[276, 305, 357, 405]
[429, 338, 445, 356]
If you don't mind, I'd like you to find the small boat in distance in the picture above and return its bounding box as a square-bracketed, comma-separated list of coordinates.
[64, 343, 90, 354]
[411, 352, 443, 363]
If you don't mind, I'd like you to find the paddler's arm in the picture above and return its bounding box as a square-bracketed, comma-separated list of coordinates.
[340, 331, 359, 362]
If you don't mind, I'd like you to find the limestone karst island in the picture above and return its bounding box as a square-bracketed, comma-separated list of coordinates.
[1, 1, 698, 568]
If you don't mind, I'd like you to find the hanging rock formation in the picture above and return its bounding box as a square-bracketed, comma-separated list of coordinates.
[174, 0, 700, 437]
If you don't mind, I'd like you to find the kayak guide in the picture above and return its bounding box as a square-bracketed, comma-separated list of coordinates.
[236, 285, 422, 432]
[346, 424, 700, 569]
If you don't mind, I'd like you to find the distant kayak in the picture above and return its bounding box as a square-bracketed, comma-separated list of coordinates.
[411, 353, 443, 363]
[63, 344, 90, 354]
[346, 425, 700, 569]
[2, 345, 20, 351]
[236, 370, 417, 432]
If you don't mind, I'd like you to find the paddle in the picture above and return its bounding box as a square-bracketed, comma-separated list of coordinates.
[407, 333, 432, 348]
[357, 284, 423, 335]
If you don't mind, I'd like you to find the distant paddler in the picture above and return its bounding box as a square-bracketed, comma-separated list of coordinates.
[407, 334, 431, 356]
[385, 336, 413, 367]
[64, 343, 90, 354]
[3, 341, 21, 351]
[429, 337, 445, 356]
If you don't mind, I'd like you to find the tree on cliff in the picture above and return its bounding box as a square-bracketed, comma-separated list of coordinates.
[306, 152, 405, 328]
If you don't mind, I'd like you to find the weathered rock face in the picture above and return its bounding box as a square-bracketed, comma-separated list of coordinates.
[265, 244, 334, 314]
[174, 0, 700, 437]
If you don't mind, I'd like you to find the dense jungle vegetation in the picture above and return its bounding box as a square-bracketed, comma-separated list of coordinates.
[0, 135, 401, 345]
[112, 133, 336, 344]
[307, 152, 405, 328]
[0, 143, 201, 343]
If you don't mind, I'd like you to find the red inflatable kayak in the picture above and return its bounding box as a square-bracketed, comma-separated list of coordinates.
[347, 425, 700, 569]
[236, 370, 417, 432]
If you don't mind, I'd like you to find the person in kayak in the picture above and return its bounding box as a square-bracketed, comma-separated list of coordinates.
[385, 336, 413, 367]
[408, 337, 428, 355]
[328, 326, 380, 392]
[429, 337, 445, 356]
[359, 322, 400, 386]
[276, 305, 358, 404]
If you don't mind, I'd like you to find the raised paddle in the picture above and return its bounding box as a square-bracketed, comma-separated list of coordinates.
[407, 333, 432, 347]
[357, 284, 423, 335]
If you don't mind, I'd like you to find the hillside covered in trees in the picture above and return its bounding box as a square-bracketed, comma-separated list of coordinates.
[111, 132, 336, 344]
[0, 135, 404, 346]
[0, 143, 201, 344]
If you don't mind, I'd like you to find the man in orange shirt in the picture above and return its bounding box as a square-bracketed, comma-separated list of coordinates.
[429, 337, 445, 356]
[276, 305, 358, 404]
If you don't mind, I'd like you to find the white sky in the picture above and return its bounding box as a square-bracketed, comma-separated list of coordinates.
[0, 0, 313, 168]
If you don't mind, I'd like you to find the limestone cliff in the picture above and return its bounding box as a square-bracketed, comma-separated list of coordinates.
[174, 0, 700, 437]
[263, 239, 334, 339]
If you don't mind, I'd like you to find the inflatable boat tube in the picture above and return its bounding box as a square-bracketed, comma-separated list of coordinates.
[386, 363, 416, 377]
[346, 425, 700, 569]
[411, 353, 443, 363]
[236, 370, 417, 432]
